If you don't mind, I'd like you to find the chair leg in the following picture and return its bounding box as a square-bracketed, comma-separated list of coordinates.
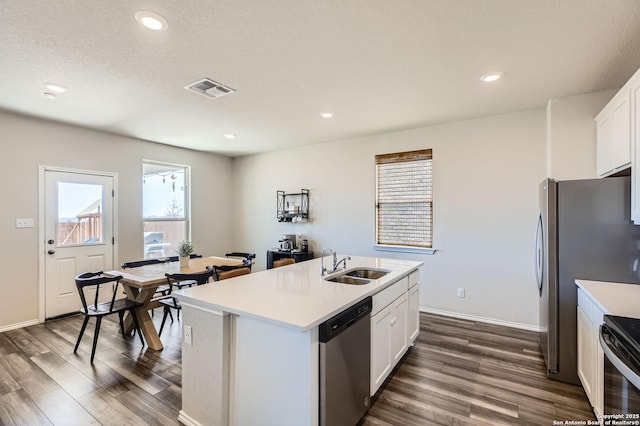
[74, 316, 90, 354]
[129, 308, 145, 347]
[169, 309, 174, 323]
[118, 311, 125, 336]
[158, 306, 170, 337]
[90, 316, 102, 364]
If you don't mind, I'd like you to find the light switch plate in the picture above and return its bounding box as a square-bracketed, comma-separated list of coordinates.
[16, 218, 34, 228]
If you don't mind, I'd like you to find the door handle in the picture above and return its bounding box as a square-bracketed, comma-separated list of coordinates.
[48, 239, 55, 245]
[47, 249, 55, 255]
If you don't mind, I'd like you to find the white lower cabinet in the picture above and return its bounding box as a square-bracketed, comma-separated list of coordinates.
[577, 287, 604, 417]
[370, 270, 420, 396]
[371, 301, 394, 394]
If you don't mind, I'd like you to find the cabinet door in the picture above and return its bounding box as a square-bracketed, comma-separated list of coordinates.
[577, 306, 596, 407]
[371, 303, 393, 396]
[633, 84, 640, 223]
[597, 115, 613, 176]
[391, 292, 408, 365]
[407, 284, 420, 344]
[612, 95, 631, 169]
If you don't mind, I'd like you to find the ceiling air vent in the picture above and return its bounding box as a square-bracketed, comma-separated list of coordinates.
[185, 78, 235, 100]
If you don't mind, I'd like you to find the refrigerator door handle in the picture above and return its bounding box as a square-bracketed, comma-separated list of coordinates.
[535, 212, 544, 297]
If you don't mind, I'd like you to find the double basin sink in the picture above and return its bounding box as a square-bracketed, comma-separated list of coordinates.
[324, 268, 390, 285]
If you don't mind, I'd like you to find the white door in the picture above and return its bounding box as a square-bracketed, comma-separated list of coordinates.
[44, 169, 115, 318]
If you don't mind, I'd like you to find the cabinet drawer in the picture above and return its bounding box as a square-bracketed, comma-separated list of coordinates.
[578, 287, 605, 326]
[372, 277, 408, 315]
[577, 288, 593, 320]
[408, 270, 419, 288]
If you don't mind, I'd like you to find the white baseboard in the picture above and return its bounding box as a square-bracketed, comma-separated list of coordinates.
[0, 319, 40, 333]
[421, 307, 541, 332]
[178, 410, 203, 426]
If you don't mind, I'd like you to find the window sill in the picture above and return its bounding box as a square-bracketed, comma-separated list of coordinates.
[373, 245, 436, 255]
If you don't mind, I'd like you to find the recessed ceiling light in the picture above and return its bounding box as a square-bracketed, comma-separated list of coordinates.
[45, 83, 67, 93]
[320, 112, 334, 118]
[480, 72, 503, 83]
[135, 11, 168, 31]
[44, 92, 56, 100]
[224, 133, 236, 140]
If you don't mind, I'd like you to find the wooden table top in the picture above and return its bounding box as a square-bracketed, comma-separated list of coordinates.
[106, 256, 244, 289]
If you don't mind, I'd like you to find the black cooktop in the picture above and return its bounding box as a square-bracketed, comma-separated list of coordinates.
[604, 315, 640, 359]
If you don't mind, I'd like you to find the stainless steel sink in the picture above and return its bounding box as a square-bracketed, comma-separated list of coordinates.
[326, 275, 371, 285]
[325, 267, 390, 285]
[345, 268, 390, 280]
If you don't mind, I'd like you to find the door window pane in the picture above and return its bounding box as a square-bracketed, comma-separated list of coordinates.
[57, 182, 104, 246]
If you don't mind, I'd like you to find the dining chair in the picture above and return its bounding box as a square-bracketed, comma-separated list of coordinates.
[121, 259, 163, 269]
[225, 252, 255, 270]
[158, 267, 214, 336]
[212, 264, 252, 281]
[272, 258, 295, 268]
[165, 253, 203, 262]
[74, 271, 145, 363]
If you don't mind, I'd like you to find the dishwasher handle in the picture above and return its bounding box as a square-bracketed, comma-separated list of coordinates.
[319, 297, 372, 343]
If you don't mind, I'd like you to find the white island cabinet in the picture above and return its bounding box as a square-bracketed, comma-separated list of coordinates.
[176, 256, 422, 426]
[371, 270, 420, 395]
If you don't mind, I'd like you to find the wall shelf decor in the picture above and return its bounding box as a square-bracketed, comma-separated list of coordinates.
[277, 189, 309, 222]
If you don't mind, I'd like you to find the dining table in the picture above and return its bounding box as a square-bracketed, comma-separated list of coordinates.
[105, 256, 245, 351]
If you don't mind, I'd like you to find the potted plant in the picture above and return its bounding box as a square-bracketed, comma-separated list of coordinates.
[177, 240, 194, 267]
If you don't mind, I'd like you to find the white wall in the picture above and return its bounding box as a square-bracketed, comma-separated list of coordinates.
[547, 89, 616, 180]
[0, 110, 233, 329]
[233, 109, 548, 328]
[0, 89, 609, 330]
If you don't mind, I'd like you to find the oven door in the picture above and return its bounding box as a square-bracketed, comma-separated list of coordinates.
[600, 324, 640, 415]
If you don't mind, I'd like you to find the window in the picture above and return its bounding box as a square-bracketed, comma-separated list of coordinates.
[375, 149, 433, 250]
[142, 161, 190, 259]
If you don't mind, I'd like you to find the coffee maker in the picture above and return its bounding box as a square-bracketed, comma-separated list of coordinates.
[279, 234, 296, 251]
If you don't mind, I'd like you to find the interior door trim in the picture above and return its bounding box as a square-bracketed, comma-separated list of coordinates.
[38, 165, 119, 323]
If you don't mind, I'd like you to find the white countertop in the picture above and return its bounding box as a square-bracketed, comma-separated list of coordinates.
[176, 255, 423, 331]
[575, 279, 640, 319]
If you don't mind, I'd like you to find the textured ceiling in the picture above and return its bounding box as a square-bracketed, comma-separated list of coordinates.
[2, 0, 640, 157]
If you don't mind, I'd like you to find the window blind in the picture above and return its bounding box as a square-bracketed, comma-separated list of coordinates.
[375, 149, 432, 248]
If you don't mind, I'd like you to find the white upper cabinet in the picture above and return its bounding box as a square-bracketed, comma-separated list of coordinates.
[595, 66, 640, 224]
[596, 90, 630, 177]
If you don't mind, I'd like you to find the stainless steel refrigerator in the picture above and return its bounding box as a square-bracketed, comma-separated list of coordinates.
[536, 176, 640, 385]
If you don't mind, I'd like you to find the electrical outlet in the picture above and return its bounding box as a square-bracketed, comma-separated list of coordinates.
[457, 288, 465, 298]
[184, 325, 193, 345]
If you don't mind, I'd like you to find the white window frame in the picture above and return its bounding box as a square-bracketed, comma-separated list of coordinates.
[142, 160, 191, 259]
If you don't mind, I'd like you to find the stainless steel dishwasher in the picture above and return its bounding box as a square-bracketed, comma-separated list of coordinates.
[319, 296, 372, 426]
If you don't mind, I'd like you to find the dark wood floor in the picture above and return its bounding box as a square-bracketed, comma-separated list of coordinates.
[0, 311, 594, 425]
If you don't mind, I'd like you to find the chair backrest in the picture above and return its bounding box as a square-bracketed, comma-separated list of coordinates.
[75, 271, 123, 311]
[165, 267, 214, 291]
[225, 252, 256, 260]
[273, 258, 295, 268]
[213, 264, 251, 281]
[225, 252, 255, 269]
[121, 259, 163, 268]
[166, 253, 203, 263]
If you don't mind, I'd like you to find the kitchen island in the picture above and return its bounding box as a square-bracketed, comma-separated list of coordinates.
[174, 255, 422, 426]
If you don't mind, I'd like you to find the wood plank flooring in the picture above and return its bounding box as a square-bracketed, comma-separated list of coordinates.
[0, 311, 595, 425]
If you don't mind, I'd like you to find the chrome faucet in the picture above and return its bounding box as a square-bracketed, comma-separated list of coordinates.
[320, 248, 336, 276]
[334, 255, 351, 271]
[320, 248, 351, 275]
